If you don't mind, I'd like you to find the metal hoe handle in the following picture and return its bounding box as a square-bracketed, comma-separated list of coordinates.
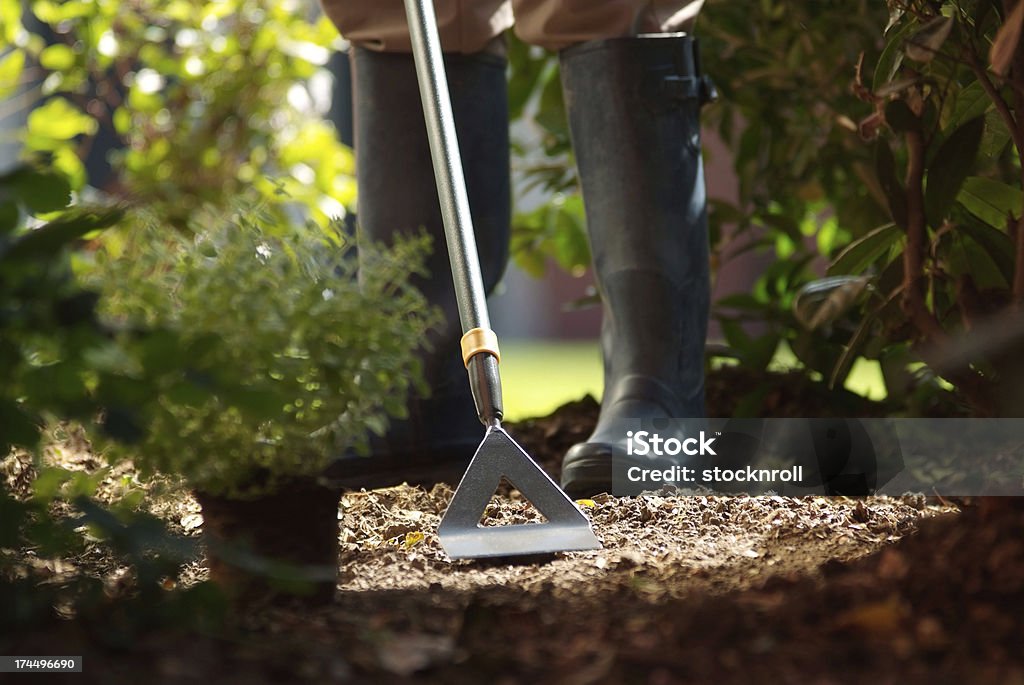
[404, 0, 504, 426]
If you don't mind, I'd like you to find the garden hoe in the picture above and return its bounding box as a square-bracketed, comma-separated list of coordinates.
[403, 0, 601, 559]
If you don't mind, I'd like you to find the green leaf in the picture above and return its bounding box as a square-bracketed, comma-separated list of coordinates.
[715, 293, 767, 311]
[22, 362, 89, 406]
[31, 467, 74, 502]
[2, 208, 123, 262]
[550, 195, 589, 272]
[925, 116, 984, 227]
[165, 381, 211, 408]
[31, 0, 95, 23]
[51, 146, 87, 191]
[0, 399, 40, 450]
[827, 223, 901, 276]
[958, 176, 1023, 228]
[512, 244, 546, 278]
[719, 317, 750, 350]
[947, 81, 991, 131]
[0, 49, 25, 100]
[507, 34, 545, 121]
[744, 334, 780, 372]
[873, 22, 912, 91]
[958, 217, 1015, 283]
[138, 330, 188, 375]
[39, 44, 76, 70]
[720, 319, 778, 371]
[946, 233, 1009, 290]
[535, 67, 568, 146]
[26, 97, 98, 142]
[112, 107, 131, 135]
[3, 166, 72, 213]
[0, 200, 18, 234]
[219, 385, 285, 421]
[980, 108, 1012, 158]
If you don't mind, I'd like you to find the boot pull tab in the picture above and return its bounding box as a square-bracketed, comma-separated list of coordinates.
[659, 73, 700, 102]
[687, 38, 718, 107]
[647, 72, 716, 107]
[699, 75, 718, 106]
[646, 38, 718, 107]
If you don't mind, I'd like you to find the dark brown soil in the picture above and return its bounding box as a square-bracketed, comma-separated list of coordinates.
[195, 482, 343, 604]
[4, 392, 1023, 684]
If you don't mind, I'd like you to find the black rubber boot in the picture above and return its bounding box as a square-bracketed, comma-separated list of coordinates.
[559, 34, 714, 498]
[326, 46, 510, 490]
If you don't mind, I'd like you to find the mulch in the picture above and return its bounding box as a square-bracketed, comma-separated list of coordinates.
[2, 370, 1022, 684]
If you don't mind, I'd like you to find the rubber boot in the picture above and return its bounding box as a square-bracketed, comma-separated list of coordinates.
[326, 46, 510, 490]
[558, 34, 714, 498]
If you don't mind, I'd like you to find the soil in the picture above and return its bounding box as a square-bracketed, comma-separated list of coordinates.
[3, 384, 1023, 684]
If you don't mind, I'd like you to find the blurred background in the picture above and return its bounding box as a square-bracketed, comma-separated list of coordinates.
[6, 0, 1021, 420]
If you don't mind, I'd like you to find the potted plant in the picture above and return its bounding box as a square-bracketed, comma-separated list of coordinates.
[89, 203, 438, 602]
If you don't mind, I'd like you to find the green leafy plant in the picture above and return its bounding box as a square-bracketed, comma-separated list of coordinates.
[506, 34, 590, 277]
[827, 0, 1024, 415]
[699, 1, 899, 396]
[1, 0, 352, 226]
[0, 160, 214, 629]
[89, 202, 439, 497]
[506, 1, 1024, 415]
[504, 1, 892, 279]
[0, 161, 123, 454]
[503, 3, 898, 398]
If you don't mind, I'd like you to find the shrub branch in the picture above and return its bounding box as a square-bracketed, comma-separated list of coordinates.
[902, 126, 948, 343]
[1013, 3, 1024, 305]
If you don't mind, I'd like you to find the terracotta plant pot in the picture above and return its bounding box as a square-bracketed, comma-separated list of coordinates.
[194, 479, 343, 604]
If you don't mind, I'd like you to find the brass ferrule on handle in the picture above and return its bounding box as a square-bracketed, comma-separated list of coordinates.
[460, 327, 500, 368]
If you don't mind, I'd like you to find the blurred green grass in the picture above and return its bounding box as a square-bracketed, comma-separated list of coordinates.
[500, 340, 886, 421]
[500, 340, 603, 421]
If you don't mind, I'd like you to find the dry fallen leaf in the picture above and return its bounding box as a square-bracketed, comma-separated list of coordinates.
[180, 513, 203, 530]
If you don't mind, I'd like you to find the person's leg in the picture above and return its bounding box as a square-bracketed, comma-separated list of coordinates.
[320, 1, 513, 53]
[512, 0, 715, 497]
[511, 0, 705, 50]
[320, 2, 513, 489]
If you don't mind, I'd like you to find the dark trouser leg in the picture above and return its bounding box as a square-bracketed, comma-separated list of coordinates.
[327, 46, 510, 490]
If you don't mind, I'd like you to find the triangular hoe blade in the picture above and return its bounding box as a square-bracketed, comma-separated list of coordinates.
[438, 425, 602, 559]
